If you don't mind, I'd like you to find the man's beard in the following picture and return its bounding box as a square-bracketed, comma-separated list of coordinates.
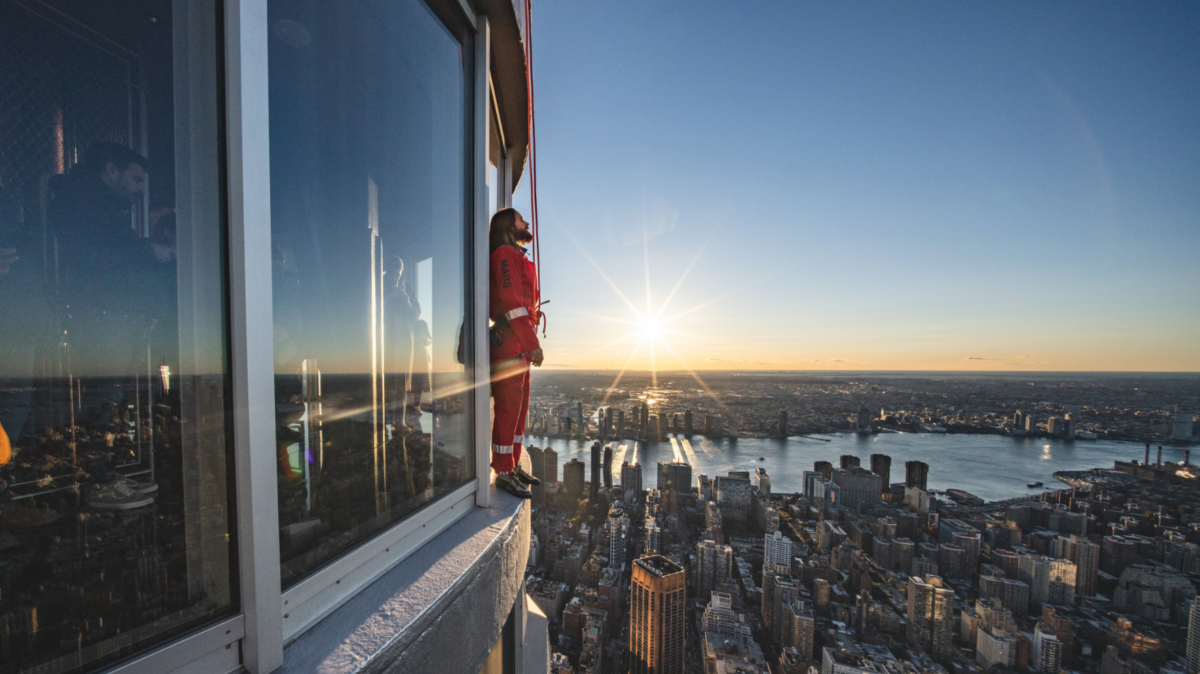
[514, 229, 533, 245]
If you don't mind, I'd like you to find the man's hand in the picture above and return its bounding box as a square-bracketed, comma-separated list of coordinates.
[528, 347, 544, 367]
[0, 248, 17, 276]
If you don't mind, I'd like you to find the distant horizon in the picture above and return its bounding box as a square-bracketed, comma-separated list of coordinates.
[532, 368, 1200, 375]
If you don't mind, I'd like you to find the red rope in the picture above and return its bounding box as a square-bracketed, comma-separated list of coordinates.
[524, 0, 541, 303]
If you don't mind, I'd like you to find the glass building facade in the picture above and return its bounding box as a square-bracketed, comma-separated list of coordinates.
[0, 0, 528, 672]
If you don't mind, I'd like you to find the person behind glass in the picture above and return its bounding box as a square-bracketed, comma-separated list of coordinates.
[45, 141, 172, 508]
[489, 208, 543, 498]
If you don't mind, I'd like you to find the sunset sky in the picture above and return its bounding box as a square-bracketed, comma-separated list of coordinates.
[509, 1, 1200, 373]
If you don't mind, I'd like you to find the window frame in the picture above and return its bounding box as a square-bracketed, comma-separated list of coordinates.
[84, 0, 496, 671]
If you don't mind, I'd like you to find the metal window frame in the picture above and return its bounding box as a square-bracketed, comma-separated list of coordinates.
[90, 0, 494, 670]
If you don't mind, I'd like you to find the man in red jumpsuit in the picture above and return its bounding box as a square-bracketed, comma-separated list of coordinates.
[489, 208, 543, 498]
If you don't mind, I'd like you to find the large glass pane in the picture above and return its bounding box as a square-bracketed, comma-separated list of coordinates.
[268, 0, 475, 586]
[0, 1, 235, 672]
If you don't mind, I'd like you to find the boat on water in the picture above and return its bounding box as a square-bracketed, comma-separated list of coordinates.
[1027, 481, 1043, 488]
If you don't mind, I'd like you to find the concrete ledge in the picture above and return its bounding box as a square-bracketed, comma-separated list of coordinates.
[280, 485, 530, 674]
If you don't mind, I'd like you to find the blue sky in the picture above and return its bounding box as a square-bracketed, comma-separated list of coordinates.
[510, 1, 1200, 371]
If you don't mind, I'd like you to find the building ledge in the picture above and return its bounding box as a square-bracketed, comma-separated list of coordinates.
[279, 484, 531, 674]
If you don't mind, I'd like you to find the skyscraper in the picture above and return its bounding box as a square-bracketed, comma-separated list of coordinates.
[778, 409, 788, 438]
[831, 467, 882, 508]
[870, 454, 892, 492]
[564, 458, 586, 498]
[814, 460, 833, 480]
[906, 461, 929, 491]
[696, 540, 733, 597]
[602, 444, 614, 490]
[657, 462, 692, 493]
[630, 556, 686, 674]
[1019, 554, 1077, 607]
[684, 409, 693, 435]
[1032, 622, 1062, 674]
[782, 600, 815, 660]
[543, 447, 559, 484]
[908, 575, 955, 661]
[840, 455, 860, 470]
[621, 461, 643, 503]
[755, 467, 771, 495]
[528, 445, 545, 500]
[590, 441, 602, 499]
[765, 530, 793, 570]
[1059, 535, 1099, 598]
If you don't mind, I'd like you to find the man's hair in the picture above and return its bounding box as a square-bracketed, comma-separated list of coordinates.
[489, 207, 523, 251]
[75, 141, 148, 176]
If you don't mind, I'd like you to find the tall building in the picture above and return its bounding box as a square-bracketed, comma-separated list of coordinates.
[906, 461, 929, 491]
[1032, 622, 1062, 674]
[543, 447, 559, 484]
[1187, 600, 1200, 674]
[657, 462, 692, 493]
[564, 458, 586, 498]
[782, 600, 815, 660]
[951, 528, 982, 576]
[908, 575, 955, 661]
[840, 455, 860, 470]
[621, 461, 643, 503]
[590, 441, 602, 499]
[602, 444, 614, 490]
[684, 409, 693, 435]
[778, 409, 789, 438]
[528, 445, 545, 500]
[609, 508, 629, 570]
[755, 467, 771, 495]
[814, 460, 834, 480]
[979, 576, 1031, 616]
[977, 627, 1019, 669]
[713, 473, 752, 518]
[1059, 535, 1099, 598]
[1019, 554, 1076, 607]
[644, 518, 661, 554]
[831, 467, 882, 508]
[765, 531, 793, 570]
[630, 556, 686, 674]
[696, 540, 733, 597]
[869, 454, 891, 491]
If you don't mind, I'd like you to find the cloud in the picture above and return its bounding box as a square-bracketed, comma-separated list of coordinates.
[965, 357, 994, 361]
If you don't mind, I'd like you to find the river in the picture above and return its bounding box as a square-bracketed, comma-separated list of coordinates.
[525, 432, 1189, 502]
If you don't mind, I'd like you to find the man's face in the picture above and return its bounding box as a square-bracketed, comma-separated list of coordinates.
[102, 162, 147, 202]
[513, 212, 533, 245]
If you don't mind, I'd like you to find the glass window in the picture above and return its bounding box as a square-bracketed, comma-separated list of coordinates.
[268, 0, 476, 586]
[0, 1, 235, 672]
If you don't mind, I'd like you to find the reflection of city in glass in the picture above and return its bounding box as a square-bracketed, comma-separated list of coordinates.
[268, 0, 475, 586]
[0, 2, 234, 672]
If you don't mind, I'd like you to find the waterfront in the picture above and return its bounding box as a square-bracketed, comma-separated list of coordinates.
[527, 431, 1189, 502]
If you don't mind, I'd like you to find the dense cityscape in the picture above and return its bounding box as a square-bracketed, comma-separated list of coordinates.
[523, 371, 1200, 674]
[525, 372, 1198, 443]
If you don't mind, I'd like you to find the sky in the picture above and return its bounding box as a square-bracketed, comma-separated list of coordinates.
[508, 1, 1200, 373]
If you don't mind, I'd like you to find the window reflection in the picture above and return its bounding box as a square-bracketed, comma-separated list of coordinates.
[269, 0, 475, 586]
[0, 1, 234, 672]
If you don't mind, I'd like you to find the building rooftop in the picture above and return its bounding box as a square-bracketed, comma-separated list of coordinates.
[636, 554, 684, 577]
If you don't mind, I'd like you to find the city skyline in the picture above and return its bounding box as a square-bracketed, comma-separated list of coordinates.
[510, 1, 1200, 373]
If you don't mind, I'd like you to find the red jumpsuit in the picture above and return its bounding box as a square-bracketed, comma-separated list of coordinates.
[489, 244, 540, 474]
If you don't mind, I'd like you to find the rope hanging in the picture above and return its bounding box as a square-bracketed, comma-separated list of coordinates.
[524, 0, 541, 306]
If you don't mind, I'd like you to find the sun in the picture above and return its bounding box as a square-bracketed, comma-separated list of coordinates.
[639, 317, 664, 341]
